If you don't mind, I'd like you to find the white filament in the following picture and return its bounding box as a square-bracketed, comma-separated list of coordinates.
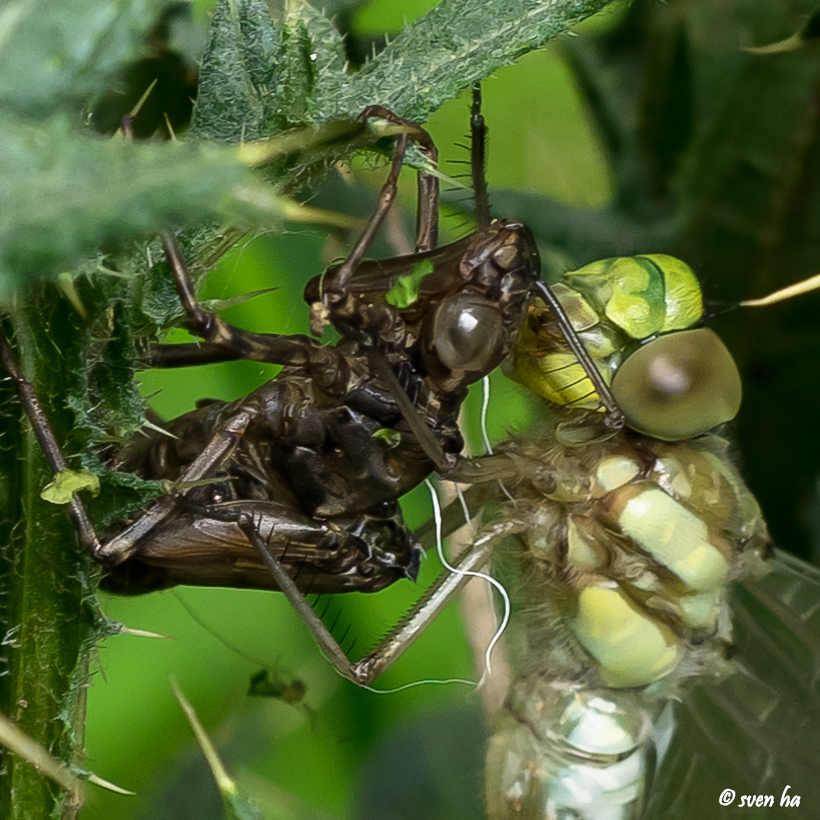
[426, 478, 510, 688]
[480, 375, 494, 455]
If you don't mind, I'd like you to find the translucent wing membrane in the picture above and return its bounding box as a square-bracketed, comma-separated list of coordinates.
[646, 552, 820, 817]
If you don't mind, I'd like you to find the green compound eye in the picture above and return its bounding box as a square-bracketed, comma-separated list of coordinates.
[611, 328, 742, 440]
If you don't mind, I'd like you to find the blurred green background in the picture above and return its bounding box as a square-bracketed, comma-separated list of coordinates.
[82, 0, 820, 818]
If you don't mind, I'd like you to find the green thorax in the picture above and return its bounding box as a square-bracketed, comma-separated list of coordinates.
[506, 254, 703, 413]
[506, 254, 743, 440]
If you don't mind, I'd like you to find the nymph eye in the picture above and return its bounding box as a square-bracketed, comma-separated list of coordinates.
[611, 328, 742, 440]
[432, 294, 504, 373]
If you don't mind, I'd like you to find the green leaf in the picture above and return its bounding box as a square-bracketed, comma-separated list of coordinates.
[192, 0, 283, 142]
[0, 115, 307, 298]
[312, 0, 618, 122]
[193, 0, 348, 142]
[372, 427, 402, 448]
[40, 469, 101, 505]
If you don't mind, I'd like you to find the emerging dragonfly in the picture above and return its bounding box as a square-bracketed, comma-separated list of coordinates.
[401, 256, 820, 818]
[4, 87, 817, 817]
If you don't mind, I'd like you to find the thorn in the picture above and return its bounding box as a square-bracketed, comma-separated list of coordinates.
[0, 712, 79, 793]
[742, 33, 801, 54]
[56, 274, 87, 319]
[318, 597, 332, 620]
[112, 79, 158, 139]
[741, 271, 820, 306]
[142, 419, 178, 439]
[163, 112, 177, 141]
[118, 625, 174, 640]
[171, 678, 237, 796]
[83, 771, 136, 796]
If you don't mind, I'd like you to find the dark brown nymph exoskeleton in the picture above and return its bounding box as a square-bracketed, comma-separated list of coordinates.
[1, 88, 554, 684]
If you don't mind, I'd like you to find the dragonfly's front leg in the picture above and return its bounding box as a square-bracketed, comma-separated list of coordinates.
[154, 108, 438, 371]
[358, 105, 439, 254]
[96, 405, 260, 565]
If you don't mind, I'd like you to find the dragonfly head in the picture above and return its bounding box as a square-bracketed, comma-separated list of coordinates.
[507, 254, 743, 440]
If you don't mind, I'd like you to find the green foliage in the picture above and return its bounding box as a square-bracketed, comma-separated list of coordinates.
[0, 118, 262, 296]
[385, 260, 434, 308]
[40, 470, 101, 506]
[0, 0, 165, 118]
[193, 0, 618, 141]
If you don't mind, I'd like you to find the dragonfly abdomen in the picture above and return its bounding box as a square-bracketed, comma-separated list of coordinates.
[485, 429, 770, 819]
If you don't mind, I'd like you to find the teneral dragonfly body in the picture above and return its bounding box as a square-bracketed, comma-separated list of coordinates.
[484, 426, 769, 818]
[444, 254, 785, 818]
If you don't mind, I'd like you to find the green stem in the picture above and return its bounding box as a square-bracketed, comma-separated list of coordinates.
[0, 295, 100, 819]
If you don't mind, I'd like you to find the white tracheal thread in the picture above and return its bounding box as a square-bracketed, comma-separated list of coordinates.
[425, 478, 511, 689]
[177, 545, 478, 695]
[480, 375, 494, 455]
[481, 374, 516, 507]
[343, 378, 510, 695]
[356, 479, 499, 695]
[360, 675, 476, 695]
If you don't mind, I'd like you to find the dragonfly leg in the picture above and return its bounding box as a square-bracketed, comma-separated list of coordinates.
[149, 340, 253, 368]
[96, 404, 260, 565]
[350, 517, 526, 685]
[156, 233, 324, 369]
[183, 495, 523, 685]
[359, 105, 439, 253]
[232, 507, 363, 679]
[322, 110, 440, 314]
[0, 327, 265, 567]
[154, 106, 439, 369]
[319, 131, 411, 312]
